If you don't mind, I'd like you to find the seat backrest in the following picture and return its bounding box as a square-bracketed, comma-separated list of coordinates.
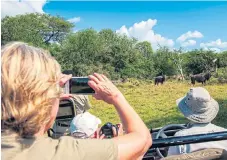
[48, 98, 76, 138]
[56, 98, 76, 120]
[162, 148, 227, 160]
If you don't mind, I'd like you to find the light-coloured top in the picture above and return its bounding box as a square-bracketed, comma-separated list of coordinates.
[1, 130, 117, 160]
[72, 95, 92, 115]
[168, 123, 227, 156]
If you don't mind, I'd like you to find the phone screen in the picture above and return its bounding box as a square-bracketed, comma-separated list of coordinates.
[70, 77, 95, 94]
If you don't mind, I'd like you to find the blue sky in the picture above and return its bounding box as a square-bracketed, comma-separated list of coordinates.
[2, 1, 227, 51]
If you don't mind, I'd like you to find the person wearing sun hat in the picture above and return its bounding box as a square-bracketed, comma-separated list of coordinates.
[70, 112, 124, 139]
[168, 87, 227, 156]
[70, 112, 102, 139]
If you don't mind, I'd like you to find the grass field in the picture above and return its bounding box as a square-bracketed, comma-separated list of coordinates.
[89, 80, 227, 129]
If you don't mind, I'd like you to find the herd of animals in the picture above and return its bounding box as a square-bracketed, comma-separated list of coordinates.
[154, 72, 212, 85]
[114, 72, 212, 86]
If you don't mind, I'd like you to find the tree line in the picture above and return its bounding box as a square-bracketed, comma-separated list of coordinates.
[2, 13, 227, 80]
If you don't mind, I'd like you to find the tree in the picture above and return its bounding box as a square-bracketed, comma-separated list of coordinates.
[8, 13, 226, 80]
[135, 41, 153, 58]
[96, 29, 117, 64]
[1, 13, 73, 47]
[153, 47, 177, 76]
[169, 48, 185, 80]
[55, 28, 99, 75]
[184, 49, 216, 74]
[217, 51, 227, 68]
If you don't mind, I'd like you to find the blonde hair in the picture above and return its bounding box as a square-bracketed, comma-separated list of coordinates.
[1, 42, 62, 137]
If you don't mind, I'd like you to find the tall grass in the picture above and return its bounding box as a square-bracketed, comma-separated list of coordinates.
[89, 81, 227, 129]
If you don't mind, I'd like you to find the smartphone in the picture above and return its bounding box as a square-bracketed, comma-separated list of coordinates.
[64, 77, 95, 94]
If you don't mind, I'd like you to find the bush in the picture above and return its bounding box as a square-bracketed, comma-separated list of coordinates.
[209, 77, 219, 84]
[217, 67, 227, 79]
[212, 67, 227, 84]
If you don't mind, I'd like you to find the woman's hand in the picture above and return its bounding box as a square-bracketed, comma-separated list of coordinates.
[113, 123, 124, 137]
[94, 128, 105, 139]
[88, 73, 124, 104]
[59, 73, 72, 99]
[95, 123, 123, 139]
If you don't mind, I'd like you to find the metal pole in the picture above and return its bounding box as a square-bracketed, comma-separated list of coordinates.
[150, 131, 227, 148]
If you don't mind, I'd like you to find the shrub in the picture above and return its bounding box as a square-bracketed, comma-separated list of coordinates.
[212, 67, 227, 84]
[217, 67, 227, 79]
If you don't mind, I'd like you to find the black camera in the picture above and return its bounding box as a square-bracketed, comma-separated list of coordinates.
[100, 122, 119, 139]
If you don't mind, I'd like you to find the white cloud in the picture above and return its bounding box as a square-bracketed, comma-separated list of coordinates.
[203, 47, 221, 53]
[116, 25, 130, 37]
[67, 17, 81, 23]
[181, 40, 196, 47]
[209, 48, 221, 53]
[1, 0, 47, 19]
[200, 39, 227, 49]
[116, 19, 174, 49]
[177, 31, 203, 42]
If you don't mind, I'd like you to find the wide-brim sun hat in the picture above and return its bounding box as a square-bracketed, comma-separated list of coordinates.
[176, 87, 219, 123]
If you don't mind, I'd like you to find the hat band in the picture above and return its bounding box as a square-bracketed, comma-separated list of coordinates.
[72, 131, 88, 139]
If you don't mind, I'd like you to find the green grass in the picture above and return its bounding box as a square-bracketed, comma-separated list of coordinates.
[89, 81, 227, 129]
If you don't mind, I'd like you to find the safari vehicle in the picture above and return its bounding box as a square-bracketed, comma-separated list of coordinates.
[48, 98, 227, 160]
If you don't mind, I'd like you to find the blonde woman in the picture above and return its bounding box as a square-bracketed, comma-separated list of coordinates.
[1, 42, 152, 160]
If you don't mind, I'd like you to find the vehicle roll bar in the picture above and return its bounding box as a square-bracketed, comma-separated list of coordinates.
[150, 131, 227, 148]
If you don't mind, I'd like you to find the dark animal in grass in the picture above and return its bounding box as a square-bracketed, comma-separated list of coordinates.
[154, 75, 166, 85]
[191, 72, 211, 85]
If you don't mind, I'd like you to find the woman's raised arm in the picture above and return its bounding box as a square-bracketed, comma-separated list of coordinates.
[88, 73, 152, 160]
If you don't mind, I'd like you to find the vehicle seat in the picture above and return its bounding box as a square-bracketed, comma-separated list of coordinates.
[161, 148, 227, 160]
[48, 98, 76, 138]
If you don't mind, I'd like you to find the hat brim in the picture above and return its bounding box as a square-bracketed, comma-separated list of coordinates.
[176, 97, 219, 123]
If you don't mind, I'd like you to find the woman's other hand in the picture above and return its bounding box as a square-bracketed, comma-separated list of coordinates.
[59, 73, 72, 99]
[88, 73, 124, 104]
